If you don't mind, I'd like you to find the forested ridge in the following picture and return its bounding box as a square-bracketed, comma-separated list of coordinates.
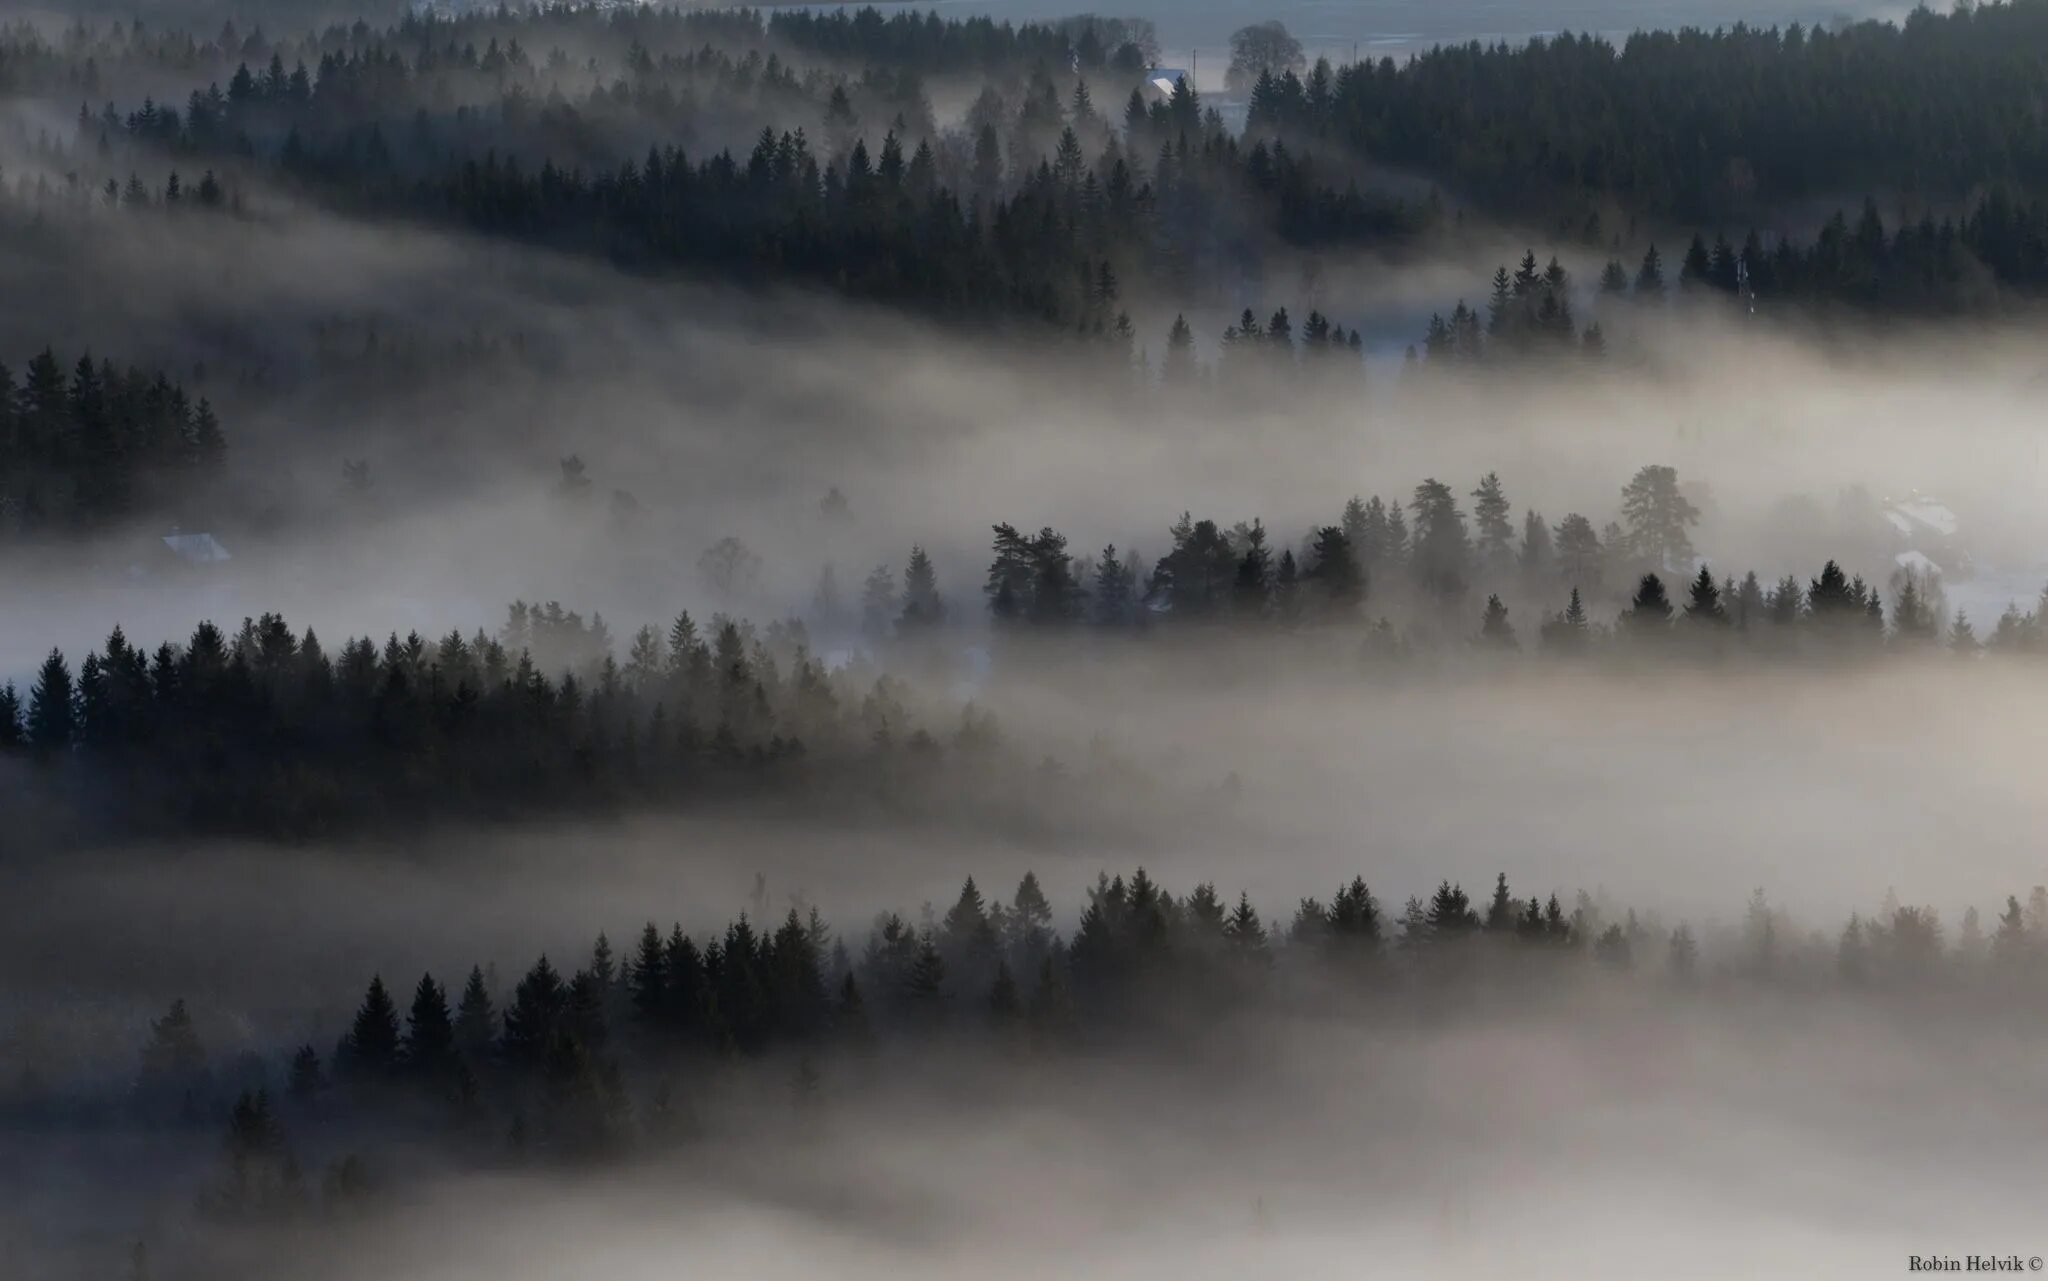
[0, 348, 226, 538]
[18, 4, 2048, 330]
[87, 862, 2048, 1231]
[1256, 0, 2048, 222]
[5, 463, 2043, 840]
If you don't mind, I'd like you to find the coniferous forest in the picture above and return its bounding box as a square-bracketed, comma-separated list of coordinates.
[8, 2, 2048, 1278]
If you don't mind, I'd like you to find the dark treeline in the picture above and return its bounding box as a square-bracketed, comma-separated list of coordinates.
[1413, 190, 2048, 356]
[5, 488, 2046, 839]
[1656, 195, 2048, 314]
[28, 7, 2048, 326]
[95, 864, 2048, 1230]
[1412, 251, 1603, 365]
[0, 347, 226, 539]
[0, 597, 1038, 840]
[973, 464, 2040, 656]
[1245, 0, 2048, 224]
[35, 1, 2048, 233]
[0, 7, 1155, 104]
[24, 44, 1425, 328]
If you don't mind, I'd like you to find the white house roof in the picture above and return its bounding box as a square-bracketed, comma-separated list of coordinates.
[1886, 498, 1959, 538]
[162, 532, 230, 564]
[1147, 69, 1189, 97]
[1894, 550, 1941, 578]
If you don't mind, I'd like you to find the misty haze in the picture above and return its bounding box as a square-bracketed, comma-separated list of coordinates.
[4, 0, 2048, 1278]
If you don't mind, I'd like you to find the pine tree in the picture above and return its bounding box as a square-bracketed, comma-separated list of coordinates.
[629, 924, 667, 1028]
[341, 976, 402, 1082]
[1634, 244, 1665, 297]
[1305, 525, 1363, 612]
[1408, 479, 1470, 601]
[1681, 565, 1727, 626]
[1518, 510, 1553, 578]
[403, 974, 455, 1079]
[1478, 595, 1517, 649]
[941, 877, 997, 969]
[0, 682, 23, 748]
[836, 972, 872, 1047]
[1232, 520, 1273, 618]
[1163, 314, 1196, 383]
[454, 966, 496, 1065]
[987, 961, 1021, 1022]
[1950, 610, 1980, 656]
[1552, 513, 1602, 588]
[860, 563, 897, 642]
[1484, 873, 1516, 931]
[501, 957, 567, 1070]
[1624, 573, 1674, 638]
[1541, 586, 1592, 654]
[899, 546, 945, 629]
[1092, 544, 1133, 626]
[28, 648, 74, 751]
[1619, 465, 1699, 570]
[138, 998, 207, 1092]
[288, 1045, 323, 1102]
[903, 933, 947, 1017]
[1470, 473, 1513, 573]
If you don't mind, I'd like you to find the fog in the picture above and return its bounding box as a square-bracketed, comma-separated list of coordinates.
[6, 12, 2048, 1276]
[3, 175, 2047, 675]
[12, 992, 2045, 1280]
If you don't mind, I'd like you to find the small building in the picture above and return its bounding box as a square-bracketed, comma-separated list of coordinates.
[1141, 68, 1191, 102]
[125, 529, 231, 583]
[161, 531, 231, 565]
[1878, 492, 1969, 579]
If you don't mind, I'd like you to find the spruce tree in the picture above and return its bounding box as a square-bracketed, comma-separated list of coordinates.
[1484, 873, 1516, 931]
[28, 648, 74, 751]
[0, 682, 21, 748]
[987, 961, 1021, 1022]
[1470, 473, 1514, 573]
[899, 546, 944, 629]
[1681, 565, 1728, 626]
[404, 974, 455, 1079]
[1408, 479, 1470, 601]
[903, 933, 947, 1016]
[341, 976, 402, 1082]
[1624, 573, 1674, 638]
[1634, 244, 1664, 297]
[628, 924, 667, 1028]
[454, 966, 496, 1065]
[1305, 525, 1363, 612]
[1478, 595, 1517, 649]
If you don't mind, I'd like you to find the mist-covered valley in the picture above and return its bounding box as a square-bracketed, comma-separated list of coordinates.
[6, 1, 2048, 1278]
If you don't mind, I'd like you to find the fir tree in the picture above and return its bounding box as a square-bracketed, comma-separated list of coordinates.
[341, 976, 402, 1082]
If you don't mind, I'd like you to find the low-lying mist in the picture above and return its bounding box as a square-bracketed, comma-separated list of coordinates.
[8, 80, 2048, 1281]
[4, 182, 2048, 680]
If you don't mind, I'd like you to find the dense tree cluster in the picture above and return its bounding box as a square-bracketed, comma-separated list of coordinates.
[0, 597, 984, 838]
[1299, 2, 2048, 222]
[1413, 251, 1604, 365]
[106, 864, 2048, 1232]
[11, 17, 1428, 327]
[25, 5, 2048, 329]
[0, 348, 225, 538]
[9, 461, 2046, 835]
[967, 465, 2048, 660]
[1650, 194, 2048, 315]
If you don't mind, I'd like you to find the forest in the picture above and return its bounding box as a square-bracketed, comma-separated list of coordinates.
[13, 4, 2048, 335]
[0, 349, 226, 537]
[1271, 1, 2048, 222]
[9, 3, 2048, 1279]
[48, 850, 2048, 1272]
[3, 460, 2041, 841]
